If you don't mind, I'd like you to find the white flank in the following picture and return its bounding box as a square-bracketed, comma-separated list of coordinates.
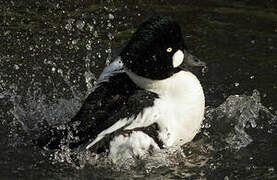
[127, 70, 205, 146]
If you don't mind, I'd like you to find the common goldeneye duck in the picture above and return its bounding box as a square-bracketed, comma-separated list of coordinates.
[35, 16, 206, 163]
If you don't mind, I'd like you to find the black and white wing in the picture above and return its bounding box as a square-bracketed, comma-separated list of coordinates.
[34, 58, 158, 150]
[85, 89, 160, 152]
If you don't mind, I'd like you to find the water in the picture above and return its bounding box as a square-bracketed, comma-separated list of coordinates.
[1, 0, 277, 179]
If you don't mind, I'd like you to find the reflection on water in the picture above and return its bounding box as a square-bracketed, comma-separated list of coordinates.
[1, 0, 277, 179]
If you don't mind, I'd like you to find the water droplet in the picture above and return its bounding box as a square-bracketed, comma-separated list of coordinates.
[4, 31, 11, 36]
[105, 48, 111, 54]
[91, 61, 96, 67]
[65, 19, 75, 31]
[72, 39, 79, 45]
[234, 82, 240, 87]
[249, 75, 254, 79]
[105, 59, 111, 65]
[93, 31, 98, 38]
[14, 64, 19, 70]
[209, 163, 216, 169]
[55, 39, 61, 45]
[87, 23, 94, 32]
[108, 14, 114, 20]
[224, 176, 229, 180]
[68, 19, 75, 24]
[76, 20, 85, 30]
[84, 71, 96, 93]
[52, 67, 56, 72]
[250, 40, 255, 44]
[205, 123, 211, 128]
[65, 23, 72, 31]
[57, 69, 63, 74]
[107, 33, 114, 40]
[86, 43, 91, 51]
[268, 167, 275, 172]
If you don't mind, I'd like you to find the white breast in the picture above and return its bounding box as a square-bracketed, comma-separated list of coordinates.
[127, 70, 205, 147]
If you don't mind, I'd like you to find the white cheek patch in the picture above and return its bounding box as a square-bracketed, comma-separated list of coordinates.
[172, 50, 184, 68]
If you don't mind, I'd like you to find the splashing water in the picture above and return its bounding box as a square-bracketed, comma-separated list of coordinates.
[0, 0, 143, 173]
[203, 90, 276, 151]
[4, 88, 272, 175]
[1, 1, 277, 179]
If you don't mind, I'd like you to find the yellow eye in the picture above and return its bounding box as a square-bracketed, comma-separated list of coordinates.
[166, 47, 172, 53]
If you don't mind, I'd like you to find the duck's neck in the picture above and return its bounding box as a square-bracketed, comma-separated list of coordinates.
[126, 70, 203, 98]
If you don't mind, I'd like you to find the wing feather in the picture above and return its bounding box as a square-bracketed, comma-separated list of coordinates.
[34, 59, 158, 150]
[85, 90, 158, 151]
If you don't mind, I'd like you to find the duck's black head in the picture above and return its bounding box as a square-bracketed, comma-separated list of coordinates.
[120, 16, 205, 80]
